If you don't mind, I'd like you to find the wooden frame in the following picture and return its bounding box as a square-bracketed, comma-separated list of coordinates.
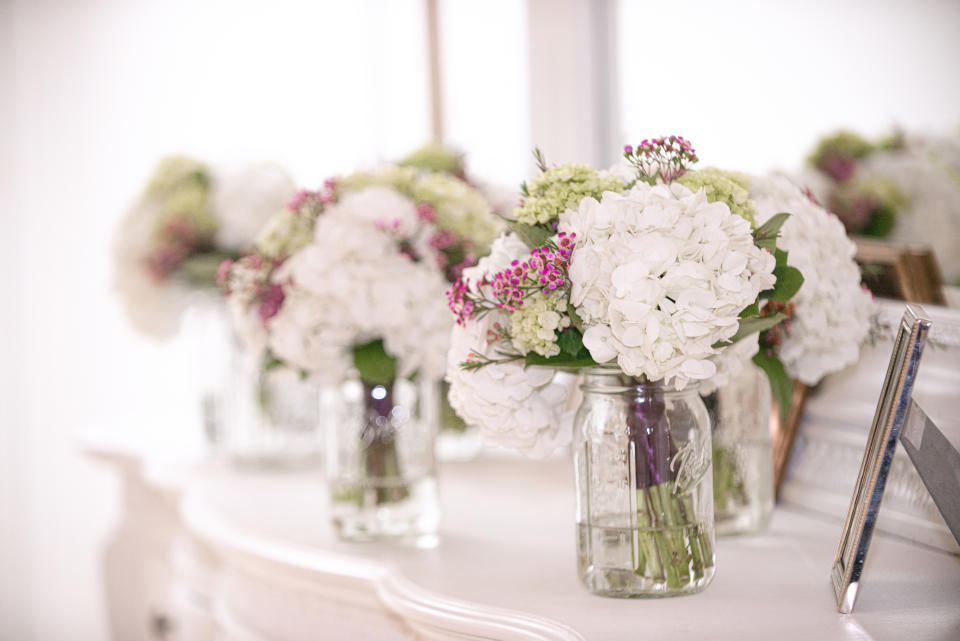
[854, 237, 945, 305]
[772, 382, 810, 499]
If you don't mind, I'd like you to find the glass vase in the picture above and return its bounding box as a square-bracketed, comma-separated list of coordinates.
[706, 363, 775, 536]
[213, 353, 323, 469]
[573, 370, 716, 598]
[324, 376, 440, 547]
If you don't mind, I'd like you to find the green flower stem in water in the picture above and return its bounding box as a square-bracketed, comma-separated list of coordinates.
[628, 383, 714, 589]
[712, 444, 748, 515]
[361, 380, 410, 505]
[680, 491, 713, 580]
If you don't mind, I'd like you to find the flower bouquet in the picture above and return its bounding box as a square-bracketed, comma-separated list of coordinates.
[703, 173, 874, 535]
[446, 138, 800, 596]
[221, 148, 500, 543]
[804, 129, 960, 284]
[113, 155, 295, 452]
[114, 155, 294, 338]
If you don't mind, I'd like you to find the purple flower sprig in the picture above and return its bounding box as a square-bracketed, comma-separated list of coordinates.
[623, 135, 699, 184]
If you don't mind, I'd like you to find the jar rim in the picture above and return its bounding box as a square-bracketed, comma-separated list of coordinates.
[579, 367, 701, 395]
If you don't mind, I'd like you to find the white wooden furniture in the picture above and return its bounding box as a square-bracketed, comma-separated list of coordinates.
[782, 299, 960, 554]
[91, 449, 960, 641]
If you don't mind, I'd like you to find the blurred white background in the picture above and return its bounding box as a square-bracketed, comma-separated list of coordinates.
[1, 0, 957, 639]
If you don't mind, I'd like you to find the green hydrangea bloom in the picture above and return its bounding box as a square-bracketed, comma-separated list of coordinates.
[509, 293, 571, 358]
[514, 164, 625, 226]
[145, 155, 210, 199]
[855, 176, 907, 210]
[808, 131, 874, 168]
[411, 172, 499, 252]
[398, 143, 465, 175]
[338, 166, 419, 195]
[255, 208, 316, 258]
[678, 167, 757, 226]
[147, 155, 216, 240]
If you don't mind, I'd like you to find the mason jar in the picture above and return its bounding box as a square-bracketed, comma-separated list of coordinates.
[212, 351, 322, 469]
[573, 369, 716, 597]
[323, 376, 440, 547]
[706, 362, 775, 535]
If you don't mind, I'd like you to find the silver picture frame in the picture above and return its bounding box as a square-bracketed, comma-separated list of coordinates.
[830, 304, 933, 614]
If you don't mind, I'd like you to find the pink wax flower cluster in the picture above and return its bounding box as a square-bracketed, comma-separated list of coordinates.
[287, 179, 337, 213]
[376, 204, 478, 284]
[623, 135, 699, 183]
[447, 232, 575, 325]
[218, 253, 288, 323]
[144, 216, 207, 280]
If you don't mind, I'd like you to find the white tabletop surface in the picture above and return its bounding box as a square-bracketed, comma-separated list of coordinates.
[182, 456, 960, 641]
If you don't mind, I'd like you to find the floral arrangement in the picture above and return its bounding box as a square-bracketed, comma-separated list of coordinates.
[447, 138, 804, 455]
[706, 174, 874, 529]
[805, 130, 907, 237]
[219, 145, 501, 512]
[749, 174, 874, 387]
[220, 151, 500, 384]
[447, 137, 804, 588]
[804, 129, 960, 283]
[113, 155, 294, 338]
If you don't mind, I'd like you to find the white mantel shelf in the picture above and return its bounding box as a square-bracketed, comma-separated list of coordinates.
[98, 452, 960, 641]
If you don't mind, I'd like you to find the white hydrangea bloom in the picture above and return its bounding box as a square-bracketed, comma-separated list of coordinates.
[267, 187, 451, 382]
[559, 182, 777, 389]
[750, 174, 873, 385]
[446, 313, 580, 457]
[212, 163, 295, 250]
[113, 198, 194, 339]
[699, 333, 760, 396]
[600, 161, 640, 184]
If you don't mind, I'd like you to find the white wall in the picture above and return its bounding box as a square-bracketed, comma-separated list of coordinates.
[617, 0, 960, 173]
[439, 0, 531, 185]
[1, 1, 432, 639]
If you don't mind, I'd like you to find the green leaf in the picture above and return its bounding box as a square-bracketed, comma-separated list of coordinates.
[769, 264, 804, 302]
[557, 328, 585, 356]
[753, 212, 790, 251]
[739, 301, 760, 319]
[176, 250, 236, 288]
[351, 339, 397, 386]
[862, 206, 896, 238]
[506, 220, 553, 250]
[567, 307, 585, 332]
[524, 350, 596, 369]
[752, 350, 793, 422]
[262, 351, 284, 371]
[715, 313, 787, 348]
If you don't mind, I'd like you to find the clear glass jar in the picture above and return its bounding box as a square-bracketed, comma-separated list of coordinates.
[573, 370, 716, 598]
[181, 292, 233, 446]
[324, 376, 440, 547]
[211, 351, 322, 469]
[706, 363, 774, 535]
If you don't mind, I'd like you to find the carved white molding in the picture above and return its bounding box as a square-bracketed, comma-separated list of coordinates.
[90, 441, 960, 641]
[176, 495, 586, 641]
